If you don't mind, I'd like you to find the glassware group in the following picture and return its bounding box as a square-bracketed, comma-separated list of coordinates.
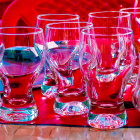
[0, 9, 139, 130]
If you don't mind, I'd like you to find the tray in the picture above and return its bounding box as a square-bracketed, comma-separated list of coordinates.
[0, 88, 140, 128]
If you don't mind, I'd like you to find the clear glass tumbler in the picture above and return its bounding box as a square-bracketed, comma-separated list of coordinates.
[88, 10, 134, 104]
[80, 27, 136, 129]
[46, 22, 92, 116]
[36, 14, 80, 98]
[120, 7, 140, 95]
[0, 27, 46, 122]
[132, 55, 140, 111]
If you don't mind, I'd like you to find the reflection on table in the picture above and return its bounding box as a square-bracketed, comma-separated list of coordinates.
[0, 124, 140, 139]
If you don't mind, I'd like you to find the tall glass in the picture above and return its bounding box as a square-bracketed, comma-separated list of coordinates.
[132, 55, 140, 111]
[46, 22, 92, 116]
[80, 27, 135, 129]
[120, 8, 140, 108]
[0, 27, 46, 122]
[88, 10, 134, 103]
[36, 14, 80, 98]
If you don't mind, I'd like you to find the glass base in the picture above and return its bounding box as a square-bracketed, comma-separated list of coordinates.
[0, 105, 38, 122]
[126, 67, 138, 87]
[54, 99, 89, 116]
[88, 111, 127, 129]
[41, 77, 57, 98]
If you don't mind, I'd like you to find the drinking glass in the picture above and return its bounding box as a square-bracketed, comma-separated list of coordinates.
[120, 7, 140, 84]
[120, 7, 140, 109]
[80, 27, 135, 129]
[0, 27, 46, 122]
[36, 14, 80, 98]
[132, 55, 140, 111]
[88, 10, 134, 102]
[46, 22, 92, 116]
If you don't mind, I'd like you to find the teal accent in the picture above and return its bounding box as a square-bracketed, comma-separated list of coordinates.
[83, 99, 90, 108]
[0, 104, 38, 122]
[55, 101, 65, 110]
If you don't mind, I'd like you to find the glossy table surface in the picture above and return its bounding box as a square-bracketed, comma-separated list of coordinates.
[0, 125, 140, 139]
[0, 88, 140, 139]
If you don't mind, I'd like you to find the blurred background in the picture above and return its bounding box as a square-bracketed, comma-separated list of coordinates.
[0, 0, 137, 27]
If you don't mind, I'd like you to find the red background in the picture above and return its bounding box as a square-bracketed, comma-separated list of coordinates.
[1, 0, 138, 27]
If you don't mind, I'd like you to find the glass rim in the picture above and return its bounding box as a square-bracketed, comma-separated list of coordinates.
[0, 26, 43, 35]
[88, 11, 131, 18]
[82, 27, 133, 36]
[37, 13, 80, 21]
[120, 7, 140, 14]
[46, 22, 93, 30]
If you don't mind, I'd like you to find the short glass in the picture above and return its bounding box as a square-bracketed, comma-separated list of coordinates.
[46, 22, 92, 116]
[36, 14, 80, 98]
[80, 27, 136, 129]
[0, 27, 46, 122]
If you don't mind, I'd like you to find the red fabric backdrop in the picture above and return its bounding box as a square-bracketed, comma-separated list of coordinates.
[2, 0, 137, 27]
